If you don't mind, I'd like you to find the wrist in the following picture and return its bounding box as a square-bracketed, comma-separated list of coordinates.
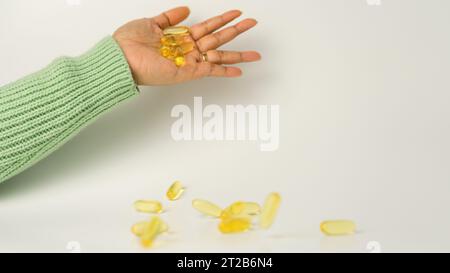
[113, 35, 141, 86]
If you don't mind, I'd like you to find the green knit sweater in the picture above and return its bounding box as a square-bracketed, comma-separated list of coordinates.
[0, 36, 139, 184]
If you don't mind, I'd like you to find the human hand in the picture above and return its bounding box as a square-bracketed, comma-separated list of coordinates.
[113, 6, 261, 86]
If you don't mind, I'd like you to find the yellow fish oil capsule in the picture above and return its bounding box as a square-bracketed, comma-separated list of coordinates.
[192, 199, 223, 218]
[234, 202, 261, 216]
[140, 216, 164, 248]
[160, 26, 194, 67]
[160, 46, 173, 58]
[260, 193, 281, 229]
[131, 221, 147, 236]
[161, 35, 191, 47]
[134, 200, 163, 213]
[161, 35, 178, 46]
[163, 26, 190, 36]
[133, 200, 163, 213]
[131, 220, 169, 237]
[218, 218, 251, 234]
[166, 181, 185, 201]
[221, 201, 261, 220]
[174, 56, 186, 67]
[320, 220, 356, 236]
[179, 42, 195, 54]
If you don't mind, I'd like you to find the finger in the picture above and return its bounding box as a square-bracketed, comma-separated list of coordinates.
[190, 10, 242, 40]
[152, 6, 191, 29]
[193, 62, 242, 78]
[206, 50, 261, 64]
[197, 18, 258, 52]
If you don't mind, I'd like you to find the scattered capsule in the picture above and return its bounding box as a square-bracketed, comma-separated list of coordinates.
[131, 220, 169, 237]
[140, 216, 164, 248]
[260, 193, 281, 229]
[236, 202, 261, 216]
[320, 220, 356, 236]
[218, 218, 251, 234]
[221, 201, 261, 220]
[166, 181, 185, 201]
[131, 221, 148, 236]
[134, 200, 163, 213]
[192, 199, 223, 218]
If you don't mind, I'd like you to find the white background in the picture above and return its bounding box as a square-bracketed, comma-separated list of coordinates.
[1, 0, 450, 253]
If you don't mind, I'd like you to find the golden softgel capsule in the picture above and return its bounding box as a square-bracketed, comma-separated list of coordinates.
[134, 200, 163, 213]
[218, 218, 251, 234]
[131, 220, 169, 237]
[160, 26, 194, 67]
[260, 193, 281, 229]
[163, 26, 190, 35]
[166, 181, 185, 201]
[320, 220, 356, 236]
[140, 216, 165, 248]
[221, 201, 261, 220]
[234, 202, 261, 216]
[192, 199, 223, 218]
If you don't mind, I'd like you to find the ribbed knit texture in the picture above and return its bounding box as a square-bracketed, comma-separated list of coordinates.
[0, 36, 139, 184]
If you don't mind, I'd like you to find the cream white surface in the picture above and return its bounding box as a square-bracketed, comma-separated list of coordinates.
[1, 0, 450, 252]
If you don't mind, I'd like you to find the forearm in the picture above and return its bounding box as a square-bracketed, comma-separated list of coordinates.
[0, 36, 138, 184]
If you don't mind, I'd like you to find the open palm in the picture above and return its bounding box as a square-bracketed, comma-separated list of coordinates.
[113, 7, 261, 86]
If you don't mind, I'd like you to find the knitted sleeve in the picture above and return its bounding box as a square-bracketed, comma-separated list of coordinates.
[0, 36, 139, 184]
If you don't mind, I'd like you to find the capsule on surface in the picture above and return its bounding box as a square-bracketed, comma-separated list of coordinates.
[131, 220, 169, 237]
[192, 199, 223, 218]
[221, 201, 261, 220]
[320, 220, 356, 236]
[131, 221, 147, 236]
[236, 202, 261, 216]
[218, 218, 251, 234]
[260, 193, 281, 229]
[140, 216, 164, 248]
[166, 181, 185, 201]
[134, 200, 163, 213]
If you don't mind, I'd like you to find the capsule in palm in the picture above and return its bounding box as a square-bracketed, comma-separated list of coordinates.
[160, 26, 194, 67]
[163, 26, 190, 36]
